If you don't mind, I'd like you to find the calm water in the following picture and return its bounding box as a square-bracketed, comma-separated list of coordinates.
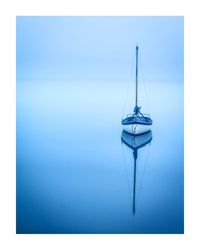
[16, 81, 184, 234]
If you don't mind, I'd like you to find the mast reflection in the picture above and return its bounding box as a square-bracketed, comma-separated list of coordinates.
[121, 130, 152, 214]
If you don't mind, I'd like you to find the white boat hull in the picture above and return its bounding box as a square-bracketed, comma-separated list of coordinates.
[123, 124, 151, 135]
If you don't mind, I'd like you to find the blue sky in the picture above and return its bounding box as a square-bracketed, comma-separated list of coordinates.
[16, 16, 183, 82]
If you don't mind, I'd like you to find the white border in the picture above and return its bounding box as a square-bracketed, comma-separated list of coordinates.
[0, 0, 200, 249]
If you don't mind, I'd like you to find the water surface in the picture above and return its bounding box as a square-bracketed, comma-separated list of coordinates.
[16, 80, 184, 233]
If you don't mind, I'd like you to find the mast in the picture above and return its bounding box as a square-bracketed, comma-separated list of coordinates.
[135, 45, 139, 108]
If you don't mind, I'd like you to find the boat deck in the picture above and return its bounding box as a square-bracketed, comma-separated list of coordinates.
[122, 115, 152, 126]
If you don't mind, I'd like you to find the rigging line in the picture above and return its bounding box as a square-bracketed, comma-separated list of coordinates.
[122, 79, 131, 119]
[139, 50, 151, 115]
[136, 143, 151, 203]
[121, 142, 132, 207]
[139, 50, 150, 114]
[121, 49, 136, 119]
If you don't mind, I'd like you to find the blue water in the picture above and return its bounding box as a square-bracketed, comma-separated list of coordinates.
[16, 80, 184, 234]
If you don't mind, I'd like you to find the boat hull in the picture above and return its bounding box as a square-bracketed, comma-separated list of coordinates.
[123, 124, 151, 135]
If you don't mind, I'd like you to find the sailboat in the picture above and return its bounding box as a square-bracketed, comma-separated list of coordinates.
[121, 46, 152, 135]
[121, 130, 152, 214]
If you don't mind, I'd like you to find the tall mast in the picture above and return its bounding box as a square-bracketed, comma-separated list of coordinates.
[135, 45, 139, 108]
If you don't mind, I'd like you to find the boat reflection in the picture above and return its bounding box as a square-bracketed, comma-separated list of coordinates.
[121, 130, 152, 215]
